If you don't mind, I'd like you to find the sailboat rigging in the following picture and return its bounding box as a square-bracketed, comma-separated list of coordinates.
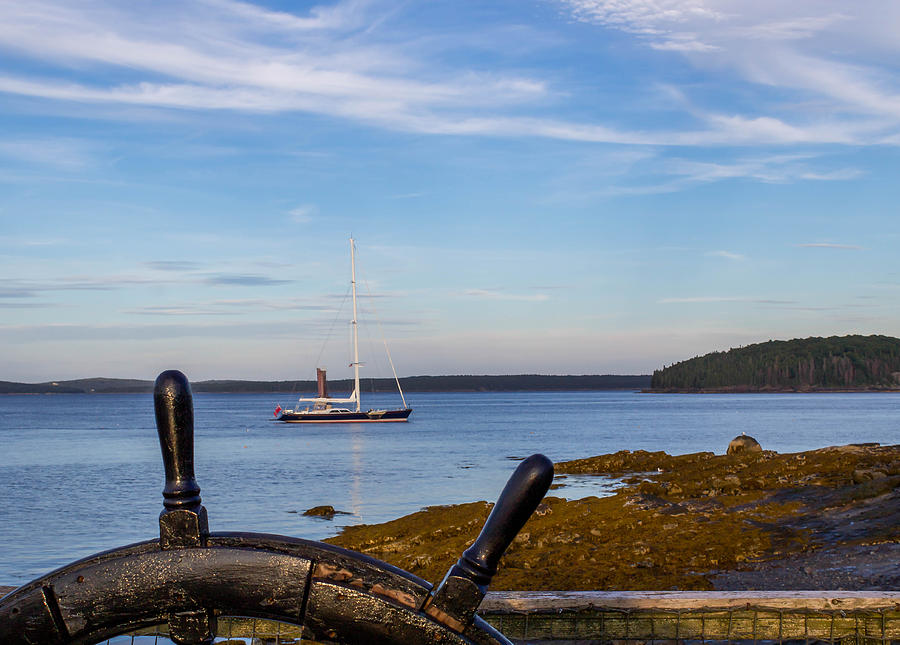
[274, 238, 412, 423]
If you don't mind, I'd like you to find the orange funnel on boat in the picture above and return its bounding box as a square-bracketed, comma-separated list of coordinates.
[316, 368, 328, 399]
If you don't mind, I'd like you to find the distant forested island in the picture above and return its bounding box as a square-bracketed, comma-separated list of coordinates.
[650, 334, 900, 392]
[0, 374, 650, 395]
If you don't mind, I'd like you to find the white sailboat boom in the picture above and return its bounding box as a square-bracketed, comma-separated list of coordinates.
[383, 336, 408, 409]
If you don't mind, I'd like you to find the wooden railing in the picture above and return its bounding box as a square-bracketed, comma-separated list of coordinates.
[4, 587, 898, 643]
[480, 591, 900, 642]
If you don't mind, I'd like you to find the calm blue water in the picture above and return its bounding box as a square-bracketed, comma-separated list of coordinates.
[2, 390, 899, 587]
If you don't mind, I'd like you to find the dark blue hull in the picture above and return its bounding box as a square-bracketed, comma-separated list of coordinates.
[277, 408, 412, 423]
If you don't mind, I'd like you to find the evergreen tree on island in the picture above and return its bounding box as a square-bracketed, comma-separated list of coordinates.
[651, 334, 900, 392]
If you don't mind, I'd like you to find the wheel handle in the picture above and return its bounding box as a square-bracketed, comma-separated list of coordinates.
[425, 454, 553, 631]
[154, 370, 214, 643]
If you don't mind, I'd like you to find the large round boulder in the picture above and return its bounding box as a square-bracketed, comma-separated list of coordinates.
[727, 434, 762, 455]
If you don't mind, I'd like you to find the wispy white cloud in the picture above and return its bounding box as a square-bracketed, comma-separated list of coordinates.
[795, 242, 863, 250]
[0, 0, 897, 150]
[659, 296, 796, 304]
[564, 0, 728, 36]
[289, 205, 317, 223]
[124, 297, 338, 316]
[560, 0, 900, 136]
[706, 250, 745, 261]
[659, 296, 750, 304]
[0, 235, 69, 247]
[651, 39, 720, 53]
[195, 0, 374, 32]
[390, 192, 426, 199]
[123, 305, 241, 316]
[0, 286, 39, 299]
[462, 288, 550, 302]
[0, 138, 98, 169]
[572, 151, 862, 198]
[0, 320, 315, 342]
[211, 298, 336, 311]
[799, 169, 863, 181]
[0, 269, 297, 296]
[2, 276, 161, 293]
[144, 260, 204, 272]
[202, 273, 294, 286]
[0, 301, 56, 309]
[665, 155, 846, 184]
[0, 1, 547, 130]
[1, 73, 875, 146]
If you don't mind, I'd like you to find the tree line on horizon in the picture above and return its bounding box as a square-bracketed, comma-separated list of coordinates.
[650, 334, 900, 391]
[0, 374, 651, 394]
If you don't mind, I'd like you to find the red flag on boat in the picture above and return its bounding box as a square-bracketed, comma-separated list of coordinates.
[274, 405, 282, 417]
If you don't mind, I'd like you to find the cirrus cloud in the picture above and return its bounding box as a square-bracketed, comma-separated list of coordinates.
[0, 0, 898, 150]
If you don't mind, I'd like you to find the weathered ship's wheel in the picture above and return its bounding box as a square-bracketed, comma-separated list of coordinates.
[0, 370, 553, 644]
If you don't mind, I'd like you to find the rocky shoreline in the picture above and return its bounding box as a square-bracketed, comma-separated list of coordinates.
[644, 387, 900, 393]
[327, 442, 900, 591]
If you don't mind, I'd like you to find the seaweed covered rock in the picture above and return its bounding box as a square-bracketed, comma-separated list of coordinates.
[303, 505, 349, 518]
[327, 443, 900, 591]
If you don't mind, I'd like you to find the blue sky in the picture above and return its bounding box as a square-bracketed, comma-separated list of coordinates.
[2, 0, 899, 382]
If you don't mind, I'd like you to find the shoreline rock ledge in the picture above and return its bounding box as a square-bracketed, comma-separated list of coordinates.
[328, 443, 900, 591]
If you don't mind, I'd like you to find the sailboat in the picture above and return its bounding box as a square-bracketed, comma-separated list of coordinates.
[274, 238, 412, 423]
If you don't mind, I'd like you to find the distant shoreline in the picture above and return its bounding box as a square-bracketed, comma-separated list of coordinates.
[6, 377, 900, 395]
[1, 389, 648, 396]
[0, 374, 651, 395]
[12, 388, 900, 396]
[644, 387, 900, 394]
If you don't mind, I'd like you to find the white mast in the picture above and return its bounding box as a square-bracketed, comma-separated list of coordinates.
[350, 237, 361, 412]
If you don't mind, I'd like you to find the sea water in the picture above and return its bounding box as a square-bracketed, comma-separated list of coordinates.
[2, 390, 899, 586]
